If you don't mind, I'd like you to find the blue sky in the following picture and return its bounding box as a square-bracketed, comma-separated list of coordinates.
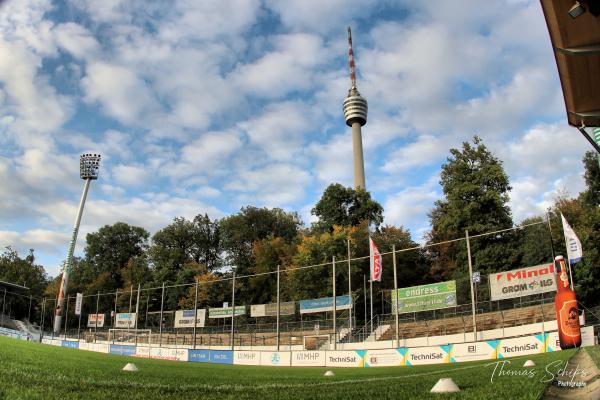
[0, 0, 592, 277]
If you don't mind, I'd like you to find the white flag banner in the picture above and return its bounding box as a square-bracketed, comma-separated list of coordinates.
[369, 237, 382, 281]
[75, 293, 83, 316]
[561, 214, 583, 264]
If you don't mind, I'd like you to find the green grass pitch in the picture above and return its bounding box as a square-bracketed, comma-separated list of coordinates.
[0, 336, 580, 399]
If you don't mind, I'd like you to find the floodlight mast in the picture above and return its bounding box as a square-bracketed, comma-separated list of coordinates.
[53, 154, 101, 335]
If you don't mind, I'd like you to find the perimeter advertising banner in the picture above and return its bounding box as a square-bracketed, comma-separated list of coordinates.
[174, 309, 206, 328]
[115, 313, 137, 328]
[87, 313, 105, 328]
[299, 295, 352, 314]
[391, 281, 457, 314]
[250, 302, 295, 317]
[364, 349, 404, 367]
[208, 306, 245, 319]
[489, 263, 556, 301]
[325, 350, 365, 367]
[496, 335, 543, 358]
[291, 351, 326, 366]
[234, 351, 262, 366]
[449, 341, 498, 362]
[260, 351, 292, 367]
[404, 345, 452, 365]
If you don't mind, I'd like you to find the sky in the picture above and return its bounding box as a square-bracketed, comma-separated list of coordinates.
[0, 0, 592, 277]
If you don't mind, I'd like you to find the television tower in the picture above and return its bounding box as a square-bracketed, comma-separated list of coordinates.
[343, 27, 368, 190]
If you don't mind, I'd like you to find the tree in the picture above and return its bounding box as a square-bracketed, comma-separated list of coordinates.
[84, 222, 149, 290]
[311, 184, 384, 232]
[0, 247, 47, 321]
[149, 214, 221, 284]
[581, 150, 600, 206]
[427, 136, 516, 281]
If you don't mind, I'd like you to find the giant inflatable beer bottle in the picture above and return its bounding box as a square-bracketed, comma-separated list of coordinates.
[554, 255, 581, 349]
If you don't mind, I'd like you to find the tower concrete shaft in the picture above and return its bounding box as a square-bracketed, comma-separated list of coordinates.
[344, 27, 368, 190]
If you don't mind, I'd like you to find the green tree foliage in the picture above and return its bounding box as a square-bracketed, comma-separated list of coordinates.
[220, 206, 300, 276]
[515, 217, 554, 267]
[149, 214, 221, 284]
[0, 247, 47, 321]
[84, 222, 149, 291]
[428, 136, 516, 281]
[311, 184, 383, 233]
[581, 151, 600, 206]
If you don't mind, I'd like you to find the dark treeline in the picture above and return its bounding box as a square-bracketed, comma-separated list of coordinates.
[2, 137, 599, 324]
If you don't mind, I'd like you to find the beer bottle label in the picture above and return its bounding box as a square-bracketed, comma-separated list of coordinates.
[558, 300, 580, 337]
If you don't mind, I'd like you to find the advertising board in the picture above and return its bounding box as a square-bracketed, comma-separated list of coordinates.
[210, 350, 233, 364]
[391, 281, 457, 313]
[260, 351, 291, 367]
[87, 313, 105, 328]
[250, 302, 295, 317]
[449, 341, 498, 362]
[404, 345, 451, 365]
[149, 347, 188, 361]
[115, 313, 137, 328]
[489, 263, 556, 301]
[109, 344, 136, 356]
[299, 295, 352, 314]
[291, 351, 325, 366]
[208, 306, 245, 319]
[174, 309, 206, 328]
[234, 351, 261, 365]
[364, 349, 404, 367]
[188, 349, 210, 363]
[325, 350, 365, 367]
[61, 341, 79, 349]
[496, 335, 543, 358]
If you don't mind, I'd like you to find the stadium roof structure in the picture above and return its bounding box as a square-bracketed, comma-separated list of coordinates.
[541, 0, 600, 151]
[0, 280, 29, 292]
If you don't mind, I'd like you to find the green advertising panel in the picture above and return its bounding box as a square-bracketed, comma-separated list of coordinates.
[391, 281, 457, 313]
[208, 306, 246, 318]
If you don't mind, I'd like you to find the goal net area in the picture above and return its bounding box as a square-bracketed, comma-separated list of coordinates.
[303, 335, 330, 350]
[108, 329, 152, 344]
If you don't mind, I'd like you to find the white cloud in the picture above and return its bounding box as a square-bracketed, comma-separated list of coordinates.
[226, 163, 311, 207]
[112, 164, 151, 187]
[53, 22, 101, 60]
[81, 62, 157, 125]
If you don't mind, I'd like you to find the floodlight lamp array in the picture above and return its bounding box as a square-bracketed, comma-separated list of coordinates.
[79, 153, 101, 180]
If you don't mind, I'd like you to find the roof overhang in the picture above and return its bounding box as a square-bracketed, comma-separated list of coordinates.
[541, 0, 600, 127]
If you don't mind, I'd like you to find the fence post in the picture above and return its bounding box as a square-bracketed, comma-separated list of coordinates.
[193, 277, 199, 349]
[113, 289, 119, 329]
[230, 272, 236, 351]
[40, 297, 46, 342]
[159, 282, 165, 347]
[333, 256, 337, 350]
[135, 284, 140, 346]
[393, 245, 399, 348]
[77, 294, 82, 341]
[94, 291, 100, 343]
[347, 239, 352, 332]
[128, 285, 133, 335]
[466, 230, 477, 340]
[276, 265, 280, 351]
[64, 295, 69, 340]
[28, 296, 32, 323]
[2, 288, 6, 327]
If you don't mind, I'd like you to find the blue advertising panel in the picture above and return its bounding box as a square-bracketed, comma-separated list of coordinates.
[210, 350, 233, 364]
[188, 349, 210, 363]
[61, 341, 79, 349]
[109, 344, 136, 356]
[299, 295, 352, 314]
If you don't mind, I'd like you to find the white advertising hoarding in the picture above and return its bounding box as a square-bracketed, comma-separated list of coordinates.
[450, 341, 498, 363]
[260, 351, 291, 367]
[489, 263, 556, 301]
[364, 349, 404, 367]
[174, 309, 206, 328]
[87, 313, 105, 328]
[496, 335, 543, 358]
[149, 347, 188, 361]
[291, 351, 325, 366]
[405, 346, 451, 366]
[115, 313, 137, 328]
[325, 351, 365, 367]
[234, 351, 262, 366]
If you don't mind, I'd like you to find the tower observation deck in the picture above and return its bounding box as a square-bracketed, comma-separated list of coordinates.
[343, 27, 368, 190]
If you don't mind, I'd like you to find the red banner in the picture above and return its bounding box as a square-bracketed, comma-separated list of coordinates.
[369, 237, 382, 281]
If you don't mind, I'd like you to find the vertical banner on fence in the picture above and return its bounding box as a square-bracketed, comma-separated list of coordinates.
[75, 293, 83, 316]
